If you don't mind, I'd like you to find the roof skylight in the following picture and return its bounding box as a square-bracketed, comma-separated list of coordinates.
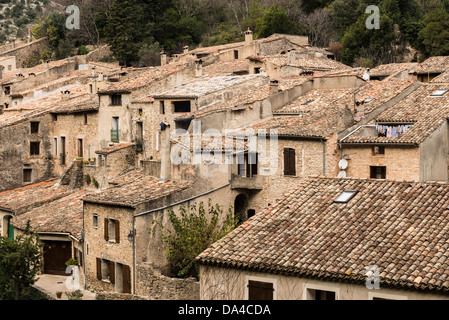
[430, 89, 448, 97]
[334, 190, 359, 203]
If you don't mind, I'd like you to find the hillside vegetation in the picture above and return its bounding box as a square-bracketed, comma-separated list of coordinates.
[4, 0, 449, 68]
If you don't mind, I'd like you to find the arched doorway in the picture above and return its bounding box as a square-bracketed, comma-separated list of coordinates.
[234, 194, 248, 223]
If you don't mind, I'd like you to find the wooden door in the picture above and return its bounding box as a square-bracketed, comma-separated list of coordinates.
[122, 265, 131, 294]
[43, 241, 71, 275]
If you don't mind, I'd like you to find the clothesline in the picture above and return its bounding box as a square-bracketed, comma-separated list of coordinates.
[376, 124, 412, 138]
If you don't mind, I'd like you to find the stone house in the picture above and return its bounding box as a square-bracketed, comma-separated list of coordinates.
[411, 56, 449, 83]
[339, 83, 449, 182]
[247, 50, 351, 79]
[81, 167, 235, 296]
[130, 73, 267, 163]
[197, 177, 449, 300]
[225, 78, 416, 213]
[11, 189, 89, 278]
[96, 63, 191, 151]
[0, 178, 70, 239]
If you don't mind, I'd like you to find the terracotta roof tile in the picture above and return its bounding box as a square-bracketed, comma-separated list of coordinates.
[0, 179, 70, 214]
[197, 177, 449, 293]
[342, 84, 449, 144]
[82, 170, 193, 208]
[11, 189, 90, 239]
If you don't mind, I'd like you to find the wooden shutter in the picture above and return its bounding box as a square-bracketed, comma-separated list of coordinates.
[96, 258, 102, 280]
[248, 281, 274, 300]
[289, 149, 296, 176]
[104, 218, 109, 241]
[115, 220, 120, 243]
[249, 153, 258, 177]
[284, 148, 296, 176]
[108, 261, 115, 284]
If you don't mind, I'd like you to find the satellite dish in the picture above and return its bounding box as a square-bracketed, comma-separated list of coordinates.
[339, 159, 348, 170]
[337, 171, 347, 178]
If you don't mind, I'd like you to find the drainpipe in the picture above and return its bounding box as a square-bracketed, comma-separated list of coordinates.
[322, 139, 326, 176]
[82, 202, 87, 290]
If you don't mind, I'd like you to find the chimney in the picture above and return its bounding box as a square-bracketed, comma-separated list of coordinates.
[244, 28, 253, 46]
[269, 80, 279, 95]
[195, 59, 203, 77]
[160, 121, 171, 182]
[363, 68, 370, 81]
[161, 51, 167, 66]
[183, 46, 189, 54]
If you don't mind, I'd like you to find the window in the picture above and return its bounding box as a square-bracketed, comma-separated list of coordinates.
[23, 168, 32, 183]
[283, 148, 296, 176]
[247, 280, 274, 300]
[84, 113, 88, 125]
[110, 94, 122, 106]
[307, 289, 336, 300]
[254, 67, 261, 74]
[430, 89, 448, 97]
[160, 101, 165, 114]
[77, 139, 83, 158]
[30, 141, 40, 156]
[370, 166, 386, 179]
[138, 109, 143, 116]
[30, 122, 39, 134]
[334, 190, 358, 203]
[52, 114, 58, 121]
[111, 117, 119, 142]
[173, 100, 191, 113]
[234, 50, 239, 60]
[372, 146, 385, 155]
[237, 153, 258, 177]
[93, 214, 99, 228]
[104, 218, 120, 243]
[53, 138, 58, 155]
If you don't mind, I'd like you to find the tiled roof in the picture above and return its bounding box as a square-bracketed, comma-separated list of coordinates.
[99, 63, 186, 94]
[11, 189, 90, 239]
[262, 53, 351, 71]
[415, 56, 449, 74]
[192, 77, 311, 119]
[0, 85, 98, 125]
[95, 143, 135, 155]
[0, 179, 70, 214]
[203, 60, 250, 76]
[342, 84, 449, 145]
[152, 74, 265, 99]
[369, 63, 418, 77]
[82, 170, 193, 208]
[197, 177, 449, 294]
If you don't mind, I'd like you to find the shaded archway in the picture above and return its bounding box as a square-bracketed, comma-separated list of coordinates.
[234, 194, 248, 223]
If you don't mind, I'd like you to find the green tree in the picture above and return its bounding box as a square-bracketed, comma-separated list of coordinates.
[0, 221, 43, 300]
[255, 4, 297, 38]
[418, 8, 449, 56]
[155, 200, 239, 278]
[339, 12, 396, 65]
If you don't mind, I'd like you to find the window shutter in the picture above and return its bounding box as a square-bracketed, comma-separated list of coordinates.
[109, 261, 115, 284]
[283, 148, 289, 175]
[289, 149, 296, 176]
[115, 220, 120, 243]
[96, 258, 102, 280]
[248, 281, 274, 300]
[104, 218, 109, 241]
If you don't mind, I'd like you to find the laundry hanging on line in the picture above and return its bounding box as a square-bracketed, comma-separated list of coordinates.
[376, 124, 412, 138]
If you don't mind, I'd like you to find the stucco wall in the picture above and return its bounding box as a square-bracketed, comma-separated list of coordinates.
[199, 265, 449, 300]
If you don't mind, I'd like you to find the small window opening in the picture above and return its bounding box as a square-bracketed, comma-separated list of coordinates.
[334, 190, 359, 203]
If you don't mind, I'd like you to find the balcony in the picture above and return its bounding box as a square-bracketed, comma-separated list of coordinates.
[231, 174, 263, 190]
[111, 130, 119, 142]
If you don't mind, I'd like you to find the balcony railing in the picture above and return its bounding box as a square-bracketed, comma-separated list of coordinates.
[111, 130, 119, 142]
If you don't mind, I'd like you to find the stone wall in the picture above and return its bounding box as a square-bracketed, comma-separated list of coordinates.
[135, 263, 199, 300]
[0, 38, 50, 68]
